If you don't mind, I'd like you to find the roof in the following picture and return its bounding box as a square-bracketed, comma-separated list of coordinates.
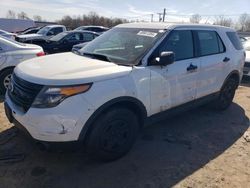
[45, 25, 65, 28]
[67, 30, 100, 35]
[116, 22, 235, 31]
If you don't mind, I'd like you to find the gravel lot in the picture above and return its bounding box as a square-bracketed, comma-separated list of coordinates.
[0, 81, 250, 188]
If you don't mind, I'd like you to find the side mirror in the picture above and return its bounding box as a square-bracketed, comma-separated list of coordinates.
[152, 51, 175, 66]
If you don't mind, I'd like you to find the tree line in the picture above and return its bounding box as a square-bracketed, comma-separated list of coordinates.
[190, 13, 250, 31]
[5, 9, 250, 31]
[5, 10, 128, 29]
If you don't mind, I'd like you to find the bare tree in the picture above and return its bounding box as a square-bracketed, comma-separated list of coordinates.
[214, 15, 233, 27]
[6, 10, 16, 19]
[33, 15, 42, 21]
[239, 13, 250, 31]
[190, 14, 202, 24]
[17, 11, 29, 20]
[58, 12, 127, 30]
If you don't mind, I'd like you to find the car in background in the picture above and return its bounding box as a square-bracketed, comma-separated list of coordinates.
[0, 29, 16, 40]
[19, 27, 42, 35]
[36, 31, 99, 54]
[15, 25, 66, 43]
[74, 25, 109, 33]
[243, 40, 250, 77]
[0, 36, 44, 94]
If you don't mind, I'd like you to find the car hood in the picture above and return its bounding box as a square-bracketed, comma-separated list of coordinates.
[15, 52, 132, 85]
[245, 51, 250, 62]
[17, 33, 43, 39]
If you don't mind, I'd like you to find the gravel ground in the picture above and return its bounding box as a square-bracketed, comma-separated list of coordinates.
[0, 82, 250, 188]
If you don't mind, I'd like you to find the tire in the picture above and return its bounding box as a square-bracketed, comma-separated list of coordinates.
[86, 107, 139, 162]
[212, 78, 238, 111]
[0, 68, 13, 95]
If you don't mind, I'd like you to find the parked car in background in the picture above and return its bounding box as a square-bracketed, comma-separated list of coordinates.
[0, 18, 35, 33]
[19, 27, 42, 35]
[243, 40, 250, 77]
[15, 25, 66, 43]
[4, 23, 244, 161]
[36, 31, 99, 54]
[0, 29, 16, 40]
[0, 36, 44, 94]
[74, 25, 109, 33]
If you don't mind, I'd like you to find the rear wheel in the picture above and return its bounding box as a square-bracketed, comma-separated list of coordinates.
[86, 107, 139, 162]
[213, 78, 238, 110]
[0, 68, 13, 95]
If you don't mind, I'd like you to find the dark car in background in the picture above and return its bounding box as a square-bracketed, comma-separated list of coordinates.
[74, 25, 109, 33]
[19, 27, 42, 35]
[37, 30, 99, 54]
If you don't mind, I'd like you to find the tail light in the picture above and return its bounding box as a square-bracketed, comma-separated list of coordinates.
[36, 52, 45, 57]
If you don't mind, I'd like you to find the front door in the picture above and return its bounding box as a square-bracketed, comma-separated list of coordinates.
[149, 29, 200, 114]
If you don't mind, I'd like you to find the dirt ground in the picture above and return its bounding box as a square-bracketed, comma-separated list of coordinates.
[0, 81, 250, 188]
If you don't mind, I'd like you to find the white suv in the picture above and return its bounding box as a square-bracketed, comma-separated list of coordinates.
[4, 23, 245, 161]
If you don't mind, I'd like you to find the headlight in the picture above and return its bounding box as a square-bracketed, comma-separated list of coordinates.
[32, 83, 92, 108]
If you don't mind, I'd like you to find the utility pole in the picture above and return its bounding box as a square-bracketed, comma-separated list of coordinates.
[163, 8, 166, 22]
[150, 14, 154, 22]
[157, 13, 163, 22]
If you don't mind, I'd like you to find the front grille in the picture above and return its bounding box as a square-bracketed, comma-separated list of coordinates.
[8, 74, 43, 112]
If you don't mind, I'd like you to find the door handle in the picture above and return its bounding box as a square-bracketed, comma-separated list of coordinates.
[223, 57, 230, 62]
[187, 64, 198, 72]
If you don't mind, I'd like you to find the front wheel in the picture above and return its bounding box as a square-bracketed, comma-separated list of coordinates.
[85, 107, 140, 162]
[213, 78, 238, 110]
[0, 68, 13, 95]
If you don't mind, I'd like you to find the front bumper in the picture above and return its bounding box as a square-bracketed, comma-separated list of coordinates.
[4, 93, 95, 142]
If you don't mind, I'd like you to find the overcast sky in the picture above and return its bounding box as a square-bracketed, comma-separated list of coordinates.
[0, 0, 250, 22]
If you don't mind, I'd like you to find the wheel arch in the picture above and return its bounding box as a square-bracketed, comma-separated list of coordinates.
[78, 96, 147, 141]
[0, 66, 15, 75]
[221, 70, 240, 90]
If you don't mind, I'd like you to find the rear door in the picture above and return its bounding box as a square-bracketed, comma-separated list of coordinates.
[194, 30, 229, 98]
[61, 33, 83, 52]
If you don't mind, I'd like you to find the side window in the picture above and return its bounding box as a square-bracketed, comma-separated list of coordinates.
[67, 33, 82, 41]
[161, 30, 194, 61]
[226, 32, 243, 50]
[92, 28, 104, 32]
[83, 33, 94, 41]
[50, 27, 63, 35]
[197, 30, 225, 56]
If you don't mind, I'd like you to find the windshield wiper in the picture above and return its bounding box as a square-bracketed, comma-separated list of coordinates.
[82, 52, 111, 62]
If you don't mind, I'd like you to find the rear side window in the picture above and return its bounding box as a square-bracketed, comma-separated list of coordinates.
[83, 33, 94, 41]
[226, 32, 243, 50]
[197, 30, 225, 56]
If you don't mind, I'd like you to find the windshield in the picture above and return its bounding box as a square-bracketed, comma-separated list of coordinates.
[49, 32, 68, 41]
[79, 27, 165, 65]
[37, 26, 50, 35]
